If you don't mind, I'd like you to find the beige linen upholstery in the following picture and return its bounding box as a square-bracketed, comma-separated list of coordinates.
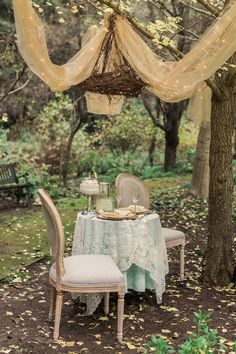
[115, 175, 185, 280]
[49, 255, 124, 287]
[38, 189, 125, 342]
[162, 228, 185, 245]
[162, 228, 185, 281]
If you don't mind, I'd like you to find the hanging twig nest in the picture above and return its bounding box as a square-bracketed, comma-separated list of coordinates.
[79, 16, 147, 97]
[79, 66, 146, 97]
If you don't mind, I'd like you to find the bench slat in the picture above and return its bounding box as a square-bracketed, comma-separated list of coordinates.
[0, 164, 17, 184]
[0, 183, 32, 190]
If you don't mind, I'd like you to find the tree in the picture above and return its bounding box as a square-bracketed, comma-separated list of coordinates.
[189, 122, 210, 198]
[60, 94, 84, 188]
[202, 51, 236, 285]
[143, 93, 187, 171]
[35, 92, 93, 188]
[36, 93, 75, 176]
[142, 1, 190, 171]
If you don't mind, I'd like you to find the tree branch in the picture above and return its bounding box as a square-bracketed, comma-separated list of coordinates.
[196, 0, 219, 16]
[179, 0, 216, 18]
[7, 74, 33, 95]
[148, 0, 174, 17]
[205, 79, 222, 100]
[0, 64, 27, 103]
[142, 97, 166, 131]
[94, 0, 223, 100]
[227, 67, 236, 87]
[93, 0, 184, 59]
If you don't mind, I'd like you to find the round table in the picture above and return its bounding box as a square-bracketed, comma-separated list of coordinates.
[72, 212, 169, 314]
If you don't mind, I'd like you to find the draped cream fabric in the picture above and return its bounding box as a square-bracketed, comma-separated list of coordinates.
[86, 92, 124, 115]
[13, 0, 109, 91]
[13, 0, 236, 123]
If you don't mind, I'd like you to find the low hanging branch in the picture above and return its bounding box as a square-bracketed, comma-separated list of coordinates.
[92, 0, 183, 59]
[0, 64, 27, 103]
[7, 74, 33, 95]
[142, 97, 166, 131]
[178, 0, 216, 18]
[92, 0, 223, 100]
[196, 0, 219, 16]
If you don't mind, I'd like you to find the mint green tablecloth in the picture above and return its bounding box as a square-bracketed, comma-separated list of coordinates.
[72, 213, 168, 314]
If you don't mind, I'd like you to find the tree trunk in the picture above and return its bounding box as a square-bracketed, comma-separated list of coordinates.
[190, 122, 210, 198]
[202, 87, 235, 286]
[61, 132, 75, 188]
[148, 134, 156, 166]
[62, 125, 81, 188]
[164, 103, 182, 171]
[164, 130, 178, 171]
[233, 117, 236, 159]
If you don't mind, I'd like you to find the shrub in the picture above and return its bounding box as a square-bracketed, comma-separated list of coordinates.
[76, 149, 185, 182]
[92, 101, 158, 154]
[0, 127, 39, 165]
[144, 311, 236, 353]
[35, 92, 73, 174]
[0, 128, 68, 198]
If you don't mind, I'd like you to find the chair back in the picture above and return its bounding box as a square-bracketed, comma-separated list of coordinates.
[38, 189, 65, 285]
[115, 173, 150, 209]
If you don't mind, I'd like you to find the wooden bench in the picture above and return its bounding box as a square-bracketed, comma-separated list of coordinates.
[0, 163, 33, 206]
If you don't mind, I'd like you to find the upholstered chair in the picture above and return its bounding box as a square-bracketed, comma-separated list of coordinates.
[38, 188, 125, 342]
[115, 174, 185, 281]
[115, 173, 150, 209]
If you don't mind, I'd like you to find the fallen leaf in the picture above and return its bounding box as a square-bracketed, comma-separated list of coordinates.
[98, 316, 108, 321]
[126, 342, 136, 350]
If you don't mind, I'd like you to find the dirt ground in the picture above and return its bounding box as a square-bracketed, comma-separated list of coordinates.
[1, 190, 236, 353]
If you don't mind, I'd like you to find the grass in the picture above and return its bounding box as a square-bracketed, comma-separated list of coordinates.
[0, 177, 190, 280]
[0, 195, 87, 279]
[146, 175, 190, 193]
[0, 212, 47, 279]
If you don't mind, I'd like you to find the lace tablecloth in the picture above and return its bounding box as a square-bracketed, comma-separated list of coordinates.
[72, 212, 169, 314]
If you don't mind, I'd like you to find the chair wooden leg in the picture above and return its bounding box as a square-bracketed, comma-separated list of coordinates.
[104, 292, 110, 315]
[49, 286, 56, 322]
[53, 291, 63, 341]
[117, 289, 125, 342]
[180, 244, 185, 281]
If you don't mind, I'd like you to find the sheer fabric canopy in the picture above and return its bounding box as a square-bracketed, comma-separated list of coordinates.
[13, 0, 236, 123]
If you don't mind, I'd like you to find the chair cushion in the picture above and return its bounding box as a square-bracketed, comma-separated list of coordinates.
[162, 228, 185, 243]
[49, 254, 125, 288]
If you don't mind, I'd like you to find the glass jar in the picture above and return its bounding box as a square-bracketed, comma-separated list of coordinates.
[99, 182, 110, 197]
